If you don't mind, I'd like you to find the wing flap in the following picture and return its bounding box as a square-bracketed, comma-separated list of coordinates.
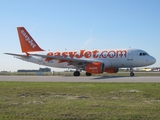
[31, 54, 101, 63]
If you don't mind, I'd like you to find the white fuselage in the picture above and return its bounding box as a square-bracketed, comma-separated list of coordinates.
[15, 48, 156, 70]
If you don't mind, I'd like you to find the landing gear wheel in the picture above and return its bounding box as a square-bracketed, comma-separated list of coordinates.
[130, 72, 134, 77]
[86, 72, 92, 76]
[73, 71, 80, 76]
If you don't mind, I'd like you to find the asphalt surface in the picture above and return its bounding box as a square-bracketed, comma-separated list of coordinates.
[0, 76, 160, 82]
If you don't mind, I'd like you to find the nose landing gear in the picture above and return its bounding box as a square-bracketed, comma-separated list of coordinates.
[130, 68, 134, 76]
[130, 72, 134, 76]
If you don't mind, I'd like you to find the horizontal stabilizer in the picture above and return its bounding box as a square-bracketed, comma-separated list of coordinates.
[4, 53, 29, 57]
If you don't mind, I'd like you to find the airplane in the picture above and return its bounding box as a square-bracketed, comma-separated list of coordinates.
[5, 27, 156, 76]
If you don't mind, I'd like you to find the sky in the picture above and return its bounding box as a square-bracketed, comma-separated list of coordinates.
[0, 0, 160, 72]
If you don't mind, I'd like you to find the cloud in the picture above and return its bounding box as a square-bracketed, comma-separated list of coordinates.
[80, 29, 95, 49]
[80, 37, 93, 49]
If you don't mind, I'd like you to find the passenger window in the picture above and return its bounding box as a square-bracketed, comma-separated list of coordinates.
[103, 54, 107, 57]
[144, 53, 148, 56]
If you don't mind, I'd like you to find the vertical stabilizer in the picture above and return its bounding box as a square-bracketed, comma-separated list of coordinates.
[17, 27, 44, 52]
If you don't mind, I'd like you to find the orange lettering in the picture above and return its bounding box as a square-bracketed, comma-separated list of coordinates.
[116, 50, 126, 58]
[45, 52, 54, 61]
[75, 50, 85, 58]
[84, 51, 92, 58]
[108, 51, 115, 58]
[62, 52, 68, 58]
[100, 51, 108, 58]
[54, 52, 60, 56]
[92, 50, 99, 58]
[69, 52, 77, 58]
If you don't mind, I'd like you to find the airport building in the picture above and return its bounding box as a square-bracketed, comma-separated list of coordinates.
[17, 67, 51, 72]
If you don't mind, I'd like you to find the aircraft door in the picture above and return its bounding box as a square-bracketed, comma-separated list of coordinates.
[127, 49, 133, 61]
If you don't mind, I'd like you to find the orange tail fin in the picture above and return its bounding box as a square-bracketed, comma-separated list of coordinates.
[17, 27, 44, 52]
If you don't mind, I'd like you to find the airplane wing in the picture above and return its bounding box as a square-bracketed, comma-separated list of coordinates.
[31, 54, 102, 64]
[4, 53, 102, 64]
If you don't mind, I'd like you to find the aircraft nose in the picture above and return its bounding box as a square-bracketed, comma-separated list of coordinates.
[150, 57, 156, 65]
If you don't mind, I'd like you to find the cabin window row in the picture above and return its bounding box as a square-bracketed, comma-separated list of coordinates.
[64, 54, 126, 57]
[139, 53, 148, 56]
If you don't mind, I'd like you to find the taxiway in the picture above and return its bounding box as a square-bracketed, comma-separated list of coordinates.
[0, 76, 160, 82]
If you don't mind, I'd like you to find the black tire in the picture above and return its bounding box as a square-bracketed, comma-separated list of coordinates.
[86, 72, 92, 76]
[130, 72, 134, 76]
[73, 71, 80, 76]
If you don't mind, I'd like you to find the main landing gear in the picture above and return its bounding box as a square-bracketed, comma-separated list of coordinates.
[73, 71, 80, 76]
[130, 68, 134, 77]
[86, 72, 92, 76]
[73, 71, 92, 76]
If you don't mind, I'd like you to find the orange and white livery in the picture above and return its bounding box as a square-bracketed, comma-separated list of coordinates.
[5, 27, 156, 76]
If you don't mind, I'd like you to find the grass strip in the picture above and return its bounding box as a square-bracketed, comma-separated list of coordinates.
[0, 82, 160, 119]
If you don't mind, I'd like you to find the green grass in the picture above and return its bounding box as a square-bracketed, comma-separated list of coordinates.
[0, 82, 160, 119]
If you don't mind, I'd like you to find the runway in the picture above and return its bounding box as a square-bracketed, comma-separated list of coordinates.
[0, 76, 160, 82]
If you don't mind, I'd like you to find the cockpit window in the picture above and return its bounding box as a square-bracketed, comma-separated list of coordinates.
[139, 52, 149, 56]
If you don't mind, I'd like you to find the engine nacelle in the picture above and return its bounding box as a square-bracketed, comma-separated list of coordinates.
[104, 68, 119, 73]
[86, 62, 104, 74]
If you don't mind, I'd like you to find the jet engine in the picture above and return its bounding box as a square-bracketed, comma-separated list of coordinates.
[86, 62, 104, 74]
[104, 68, 119, 73]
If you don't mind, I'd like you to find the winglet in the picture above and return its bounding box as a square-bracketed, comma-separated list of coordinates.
[17, 27, 44, 52]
